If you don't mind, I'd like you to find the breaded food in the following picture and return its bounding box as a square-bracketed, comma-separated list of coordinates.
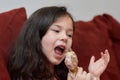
[65, 51, 78, 75]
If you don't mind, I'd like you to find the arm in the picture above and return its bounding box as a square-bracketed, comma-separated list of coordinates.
[88, 49, 110, 78]
[65, 49, 110, 80]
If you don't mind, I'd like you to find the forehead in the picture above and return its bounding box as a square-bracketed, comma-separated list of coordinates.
[54, 15, 73, 28]
[55, 15, 73, 22]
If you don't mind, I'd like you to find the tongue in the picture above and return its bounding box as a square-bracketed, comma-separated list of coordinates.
[55, 47, 63, 55]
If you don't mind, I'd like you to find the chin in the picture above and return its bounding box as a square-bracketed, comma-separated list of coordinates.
[52, 60, 62, 65]
[53, 62, 60, 65]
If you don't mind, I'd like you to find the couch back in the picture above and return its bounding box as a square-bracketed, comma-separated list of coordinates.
[0, 7, 27, 80]
[72, 14, 120, 80]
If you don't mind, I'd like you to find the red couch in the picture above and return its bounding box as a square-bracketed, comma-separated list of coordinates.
[0, 7, 27, 80]
[0, 7, 120, 80]
[72, 14, 120, 80]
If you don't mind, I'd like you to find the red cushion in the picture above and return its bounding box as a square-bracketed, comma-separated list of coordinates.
[72, 14, 120, 80]
[0, 7, 27, 80]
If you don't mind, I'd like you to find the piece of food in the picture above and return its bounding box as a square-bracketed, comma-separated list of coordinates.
[64, 51, 78, 75]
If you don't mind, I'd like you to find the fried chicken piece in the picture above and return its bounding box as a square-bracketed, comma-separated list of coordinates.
[64, 51, 78, 74]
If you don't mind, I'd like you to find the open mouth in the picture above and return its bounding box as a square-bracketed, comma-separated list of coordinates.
[54, 45, 66, 55]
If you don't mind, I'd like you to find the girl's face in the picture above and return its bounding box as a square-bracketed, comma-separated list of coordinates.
[41, 15, 73, 65]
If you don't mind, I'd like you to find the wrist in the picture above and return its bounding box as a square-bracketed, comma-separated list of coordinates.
[93, 76, 100, 80]
[90, 74, 100, 80]
[93, 77, 100, 80]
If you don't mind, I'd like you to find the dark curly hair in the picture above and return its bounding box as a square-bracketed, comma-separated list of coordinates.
[7, 6, 74, 80]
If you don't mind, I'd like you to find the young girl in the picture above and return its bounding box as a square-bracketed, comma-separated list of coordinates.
[7, 6, 110, 80]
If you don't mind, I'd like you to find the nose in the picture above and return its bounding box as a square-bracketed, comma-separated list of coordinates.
[60, 32, 68, 43]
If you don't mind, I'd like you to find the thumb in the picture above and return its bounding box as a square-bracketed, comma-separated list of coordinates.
[89, 56, 95, 65]
[88, 56, 95, 72]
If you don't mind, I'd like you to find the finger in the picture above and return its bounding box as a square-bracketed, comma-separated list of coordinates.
[100, 51, 109, 68]
[75, 67, 84, 79]
[82, 71, 87, 80]
[67, 72, 74, 80]
[104, 50, 110, 65]
[100, 52, 106, 61]
[89, 56, 95, 65]
[86, 73, 91, 80]
[77, 71, 87, 80]
[101, 49, 110, 63]
[77, 67, 83, 75]
[100, 52, 104, 56]
[105, 49, 110, 62]
[105, 49, 108, 54]
[101, 50, 109, 62]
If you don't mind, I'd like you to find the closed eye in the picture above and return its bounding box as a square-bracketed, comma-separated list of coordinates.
[67, 34, 73, 38]
[52, 29, 60, 33]
[67, 31, 73, 38]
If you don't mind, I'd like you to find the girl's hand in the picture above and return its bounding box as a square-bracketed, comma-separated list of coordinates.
[88, 49, 110, 78]
[67, 67, 100, 80]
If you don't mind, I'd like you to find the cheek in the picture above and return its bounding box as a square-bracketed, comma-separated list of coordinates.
[42, 32, 53, 44]
[41, 33, 56, 50]
[41, 36, 49, 47]
[41, 35, 51, 52]
[68, 39, 72, 48]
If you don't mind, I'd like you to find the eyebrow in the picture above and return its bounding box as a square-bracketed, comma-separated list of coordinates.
[53, 24, 62, 28]
[54, 24, 73, 31]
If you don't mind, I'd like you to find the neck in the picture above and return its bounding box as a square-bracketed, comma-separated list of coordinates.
[45, 58, 58, 79]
